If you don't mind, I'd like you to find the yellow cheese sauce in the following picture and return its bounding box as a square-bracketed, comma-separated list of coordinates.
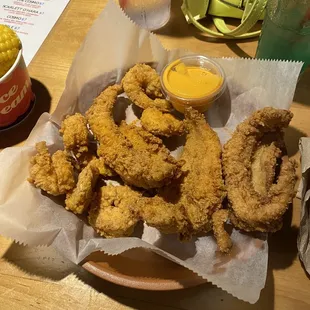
[162, 60, 223, 99]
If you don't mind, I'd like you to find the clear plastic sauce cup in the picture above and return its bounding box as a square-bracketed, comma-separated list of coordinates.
[160, 55, 226, 114]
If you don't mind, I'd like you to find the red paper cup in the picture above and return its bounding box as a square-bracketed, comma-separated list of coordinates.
[0, 49, 34, 128]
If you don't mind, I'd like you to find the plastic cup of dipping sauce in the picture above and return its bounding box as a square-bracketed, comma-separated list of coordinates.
[160, 55, 226, 114]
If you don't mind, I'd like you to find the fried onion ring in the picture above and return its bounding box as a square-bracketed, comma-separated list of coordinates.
[122, 64, 172, 111]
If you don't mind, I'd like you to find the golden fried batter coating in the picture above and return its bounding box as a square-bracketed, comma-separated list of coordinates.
[28, 142, 75, 196]
[138, 108, 229, 250]
[251, 142, 281, 196]
[140, 189, 189, 236]
[88, 185, 141, 238]
[180, 108, 226, 234]
[223, 107, 297, 232]
[59, 113, 89, 156]
[52, 151, 76, 194]
[28, 142, 59, 195]
[141, 107, 185, 137]
[86, 85, 182, 189]
[65, 160, 100, 214]
[122, 64, 172, 111]
[94, 157, 115, 177]
[72, 151, 97, 171]
[212, 210, 232, 253]
[119, 121, 179, 158]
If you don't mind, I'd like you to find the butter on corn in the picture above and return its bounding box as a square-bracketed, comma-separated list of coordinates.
[0, 25, 21, 78]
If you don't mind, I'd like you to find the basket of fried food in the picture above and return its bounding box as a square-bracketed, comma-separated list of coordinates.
[28, 64, 297, 254]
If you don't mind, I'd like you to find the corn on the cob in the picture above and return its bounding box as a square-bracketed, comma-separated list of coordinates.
[0, 25, 21, 78]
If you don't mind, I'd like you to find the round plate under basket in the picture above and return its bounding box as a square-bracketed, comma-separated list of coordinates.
[82, 248, 207, 290]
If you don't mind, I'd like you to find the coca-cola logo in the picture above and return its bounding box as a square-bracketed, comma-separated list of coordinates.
[0, 79, 31, 115]
[0, 85, 18, 104]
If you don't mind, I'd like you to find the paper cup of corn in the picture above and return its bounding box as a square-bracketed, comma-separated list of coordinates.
[0, 25, 34, 128]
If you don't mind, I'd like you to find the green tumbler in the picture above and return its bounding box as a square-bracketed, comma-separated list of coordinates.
[256, 0, 310, 72]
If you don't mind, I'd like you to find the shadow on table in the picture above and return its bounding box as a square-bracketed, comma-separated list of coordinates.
[294, 67, 310, 106]
[2, 240, 275, 310]
[193, 19, 260, 46]
[268, 204, 298, 270]
[226, 42, 254, 59]
[194, 32, 258, 45]
[4, 220, 297, 310]
[153, 0, 195, 38]
[284, 126, 307, 157]
[0, 78, 51, 148]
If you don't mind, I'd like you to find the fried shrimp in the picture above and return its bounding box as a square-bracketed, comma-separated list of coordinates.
[88, 185, 141, 238]
[212, 210, 232, 253]
[141, 107, 185, 137]
[122, 64, 172, 111]
[86, 85, 182, 189]
[59, 113, 89, 157]
[65, 159, 100, 215]
[90, 108, 231, 250]
[28, 141, 75, 196]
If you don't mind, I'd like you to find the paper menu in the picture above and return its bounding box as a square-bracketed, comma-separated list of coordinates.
[0, 0, 70, 66]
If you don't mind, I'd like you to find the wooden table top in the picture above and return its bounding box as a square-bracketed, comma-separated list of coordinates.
[1, 0, 310, 309]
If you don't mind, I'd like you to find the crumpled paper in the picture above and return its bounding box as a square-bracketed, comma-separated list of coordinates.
[298, 138, 310, 273]
[0, 0, 303, 304]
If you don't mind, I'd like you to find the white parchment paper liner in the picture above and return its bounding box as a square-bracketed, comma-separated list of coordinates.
[298, 138, 310, 273]
[0, 0, 303, 303]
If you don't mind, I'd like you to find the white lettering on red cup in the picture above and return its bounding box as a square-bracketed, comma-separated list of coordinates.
[0, 50, 34, 127]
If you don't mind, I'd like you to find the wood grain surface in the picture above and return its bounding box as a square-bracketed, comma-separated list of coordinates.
[1, 0, 310, 309]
